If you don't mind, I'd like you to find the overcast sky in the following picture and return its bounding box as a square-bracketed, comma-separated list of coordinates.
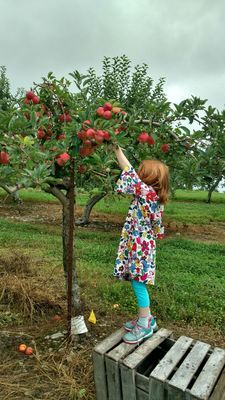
[0, 0, 224, 109]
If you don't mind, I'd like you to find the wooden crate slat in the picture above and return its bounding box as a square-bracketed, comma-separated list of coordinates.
[209, 367, 225, 400]
[120, 365, 136, 400]
[94, 327, 124, 355]
[150, 335, 193, 381]
[93, 351, 108, 400]
[169, 340, 211, 391]
[122, 328, 172, 369]
[105, 357, 123, 400]
[190, 347, 225, 399]
[107, 341, 136, 362]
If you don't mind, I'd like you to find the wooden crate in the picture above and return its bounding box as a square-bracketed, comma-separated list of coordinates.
[93, 328, 225, 400]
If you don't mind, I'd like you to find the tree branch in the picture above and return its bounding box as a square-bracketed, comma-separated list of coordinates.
[45, 186, 68, 206]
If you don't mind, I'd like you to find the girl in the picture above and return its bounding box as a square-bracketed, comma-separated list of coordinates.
[113, 145, 169, 344]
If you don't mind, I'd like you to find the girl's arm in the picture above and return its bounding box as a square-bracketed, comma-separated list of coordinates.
[114, 146, 131, 170]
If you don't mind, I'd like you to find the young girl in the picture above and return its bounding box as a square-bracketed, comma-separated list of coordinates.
[113, 146, 169, 344]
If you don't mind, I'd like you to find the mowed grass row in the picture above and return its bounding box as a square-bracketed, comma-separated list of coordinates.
[0, 217, 224, 332]
[1, 188, 225, 224]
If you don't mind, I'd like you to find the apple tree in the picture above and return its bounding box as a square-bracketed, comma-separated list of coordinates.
[0, 57, 217, 336]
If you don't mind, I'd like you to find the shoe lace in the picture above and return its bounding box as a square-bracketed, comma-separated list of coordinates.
[132, 324, 143, 336]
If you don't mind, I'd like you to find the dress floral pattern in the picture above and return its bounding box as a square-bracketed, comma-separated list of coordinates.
[113, 165, 164, 285]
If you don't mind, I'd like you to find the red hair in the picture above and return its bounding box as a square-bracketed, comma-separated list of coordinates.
[137, 159, 169, 204]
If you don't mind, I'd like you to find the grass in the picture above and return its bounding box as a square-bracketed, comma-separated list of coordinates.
[174, 189, 225, 203]
[0, 217, 224, 332]
[1, 187, 224, 204]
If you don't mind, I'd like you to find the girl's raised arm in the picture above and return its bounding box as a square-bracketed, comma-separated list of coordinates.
[114, 146, 131, 170]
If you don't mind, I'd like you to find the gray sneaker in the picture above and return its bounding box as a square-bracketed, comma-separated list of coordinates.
[123, 320, 154, 344]
[124, 316, 158, 332]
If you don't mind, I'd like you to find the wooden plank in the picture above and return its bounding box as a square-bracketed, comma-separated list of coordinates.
[120, 364, 136, 400]
[94, 328, 124, 355]
[105, 357, 123, 400]
[93, 351, 108, 400]
[105, 341, 136, 400]
[150, 336, 193, 381]
[122, 328, 172, 369]
[190, 347, 225, 399]
[169, 341, 211, 391]
[209, 367, 225, 400]
[107, 341, 136, 362]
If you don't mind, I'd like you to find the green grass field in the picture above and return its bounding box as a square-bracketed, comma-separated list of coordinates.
[0, 214, 224, 332]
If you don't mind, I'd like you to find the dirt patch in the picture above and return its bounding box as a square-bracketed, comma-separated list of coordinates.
[165, 220, 225, 244]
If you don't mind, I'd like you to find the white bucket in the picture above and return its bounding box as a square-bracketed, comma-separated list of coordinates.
[71, 315, 88, 335]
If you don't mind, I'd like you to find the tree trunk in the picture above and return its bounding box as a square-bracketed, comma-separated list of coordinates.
[76, 192, 106, 225]
[45, 185, 81, 313]
[207, 176, 222, 204]
[62, 198, 81, 313]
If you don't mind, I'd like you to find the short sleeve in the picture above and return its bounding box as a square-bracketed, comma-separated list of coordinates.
[115, 165, 142, 195]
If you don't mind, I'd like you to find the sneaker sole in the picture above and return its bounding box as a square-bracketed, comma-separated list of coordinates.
[123, 330, 153, 344]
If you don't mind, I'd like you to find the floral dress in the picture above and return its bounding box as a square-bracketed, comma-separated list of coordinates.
[113, 165, 164, 285]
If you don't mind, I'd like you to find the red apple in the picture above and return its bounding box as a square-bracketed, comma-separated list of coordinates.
[95, 130, 105, 144]
[32, 95, 40, 104]
[83, 140, 92, 148]
[26, 90, 34, 100]
[161, 143, 170, 153]
[137, 132, 149, 143]
[79, 146, 93, 157]
[103, 110, 112, 120]
[103, 102, 112, 111]
[56, 152, 70, 166]
[65, 113, 72, 122]
[86, 128, 95, 139]
[77, 130, 86, 140]
[96, 107, 105, 117]
[0, 151, 9, 164]
[37, 130, 45, 139]
[57, 134, 66, 140]
[147, 135, 155, 145]
[24, 98, 31, 105]
[103, 131, 111, 141]
[59, 113, 71, 123]
[83, 119, 91, 127]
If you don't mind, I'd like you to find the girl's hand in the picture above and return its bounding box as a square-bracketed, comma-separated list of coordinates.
[107, 143, 119, 152]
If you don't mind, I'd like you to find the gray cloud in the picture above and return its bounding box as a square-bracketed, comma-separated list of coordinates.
[0, 0, 224, 109]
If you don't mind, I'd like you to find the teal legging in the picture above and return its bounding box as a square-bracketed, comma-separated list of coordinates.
[131, 279, 150, 308]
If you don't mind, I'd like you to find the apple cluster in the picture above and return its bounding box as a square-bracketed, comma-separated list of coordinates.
[96, 102, 124, 120]
[24, 90, 40, 105]
[137, 131, 170, 153]
[137, 132, 155, 146]
[78, 119, 111, 158]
